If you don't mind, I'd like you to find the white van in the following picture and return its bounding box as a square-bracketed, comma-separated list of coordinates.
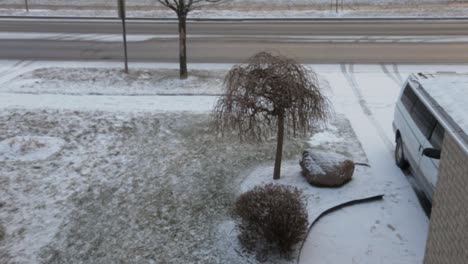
[393, 72, 468, 202]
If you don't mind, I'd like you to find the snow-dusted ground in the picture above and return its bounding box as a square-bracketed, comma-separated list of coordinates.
[0, 136, 65, 162]
[0, 108, 307, 264]
[418, 74, 468, 135]
[0, 32, 159, 42]
[1, 0, 467, 18]
[5, 67, 225, 95]
[2, 60, 468, 263]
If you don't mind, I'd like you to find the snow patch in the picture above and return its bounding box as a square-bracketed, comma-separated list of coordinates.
[308, 130, 343, 147]
[7, 68, 225, 96]
[418, 74, 468, 137]
[0, 136, 64, 162]
[1, 0, 467, 18]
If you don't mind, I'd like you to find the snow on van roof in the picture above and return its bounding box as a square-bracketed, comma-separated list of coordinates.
[412, 72, 468, 142]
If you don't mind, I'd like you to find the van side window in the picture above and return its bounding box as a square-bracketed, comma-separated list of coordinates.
[401, 85, 417, 111]
[410, 99, 437, 138]
[429, 123, 445, 150]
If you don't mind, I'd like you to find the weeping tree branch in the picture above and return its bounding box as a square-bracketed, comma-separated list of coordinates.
[213, 51, 330, 180]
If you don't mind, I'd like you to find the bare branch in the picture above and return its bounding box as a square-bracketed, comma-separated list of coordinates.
[213, 51, 331, 142]
[157, 0, 224, 16]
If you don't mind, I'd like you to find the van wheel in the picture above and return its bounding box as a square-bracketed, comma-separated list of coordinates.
[395, 137, 409, 169]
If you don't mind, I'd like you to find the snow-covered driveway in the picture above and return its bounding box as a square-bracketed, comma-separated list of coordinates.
[298, 63, 468, 263]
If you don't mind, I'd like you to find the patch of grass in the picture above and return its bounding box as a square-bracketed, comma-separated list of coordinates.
[0, 223, 5, 241]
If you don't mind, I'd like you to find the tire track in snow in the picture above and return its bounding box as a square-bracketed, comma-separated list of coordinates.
[0, 60, 34, 86]
[392, 64, 405, 84]
[0, 60, 23, 78]
[341, 63, 395, 154]
[380, 63, 403, 87]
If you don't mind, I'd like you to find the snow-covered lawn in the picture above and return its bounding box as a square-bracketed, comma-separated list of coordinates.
[1, 0, 467, 18]
[5, 67, 225, 95]
[2, 61, 468, 263]
[0, 108, 307, 263]
[0, 136, 65, 162]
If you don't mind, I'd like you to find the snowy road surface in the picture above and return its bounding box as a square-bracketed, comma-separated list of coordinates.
[2, 19, 468, 63]
[2, 61, 468, 263]
[5, 32, 468, 44]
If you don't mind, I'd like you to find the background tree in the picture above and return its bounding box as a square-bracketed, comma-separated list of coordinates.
[213, 52, 330, 180]
[157, 0, 222, 79]
[331, 0, 344, 12]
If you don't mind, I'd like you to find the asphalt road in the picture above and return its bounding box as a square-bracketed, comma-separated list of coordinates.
[1, 18, 468, 63]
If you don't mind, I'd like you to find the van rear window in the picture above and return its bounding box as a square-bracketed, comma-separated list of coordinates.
[430, 123, 445, 150]
[401, 84, 438, 139]
[411, 100, 437, 138]
[401, 85, 417, 111]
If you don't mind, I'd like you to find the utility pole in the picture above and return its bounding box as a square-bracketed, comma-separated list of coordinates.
[118, 0, 128, 73]
[24, 0, 29, 12]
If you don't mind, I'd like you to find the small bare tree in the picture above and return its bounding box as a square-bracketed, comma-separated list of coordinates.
[214, 52, 330, 180]
[331, 0, 344, 12]
[157, 0, 222, 79]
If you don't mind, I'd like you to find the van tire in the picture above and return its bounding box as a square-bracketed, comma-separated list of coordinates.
[395, 137, 409, 169]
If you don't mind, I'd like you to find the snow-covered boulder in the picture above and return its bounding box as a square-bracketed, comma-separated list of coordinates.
[0, 136, 65, 162]
[299, 150, 355, 187]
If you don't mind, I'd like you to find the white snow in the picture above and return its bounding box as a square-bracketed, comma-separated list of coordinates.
[227, 110, 376, 262]
[5, 67, 225, 95]
[239, 156, 379, 227]
[3, 60, 468, 263]
[299, 68, 430, 264]
[0, 32, 157, 42]
[1, 0, 468, 18]
[0, 93, 217, 113]
[308, 130, 342, 147]
[0, 136, 65, 162]
[417, 74, 468, 137]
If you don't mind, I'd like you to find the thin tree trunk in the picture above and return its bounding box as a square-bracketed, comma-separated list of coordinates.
[25, 0, 29, 12]
[178, 15, 188, 80]
[121, 16, 128, 73]
[273, 113, 285, 180]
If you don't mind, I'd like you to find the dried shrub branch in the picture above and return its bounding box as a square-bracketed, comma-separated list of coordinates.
[234, 184, 309, 259]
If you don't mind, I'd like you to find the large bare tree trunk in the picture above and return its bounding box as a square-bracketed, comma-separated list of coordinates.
[178, 15, 188, 80]
[273, 113, 285, 180]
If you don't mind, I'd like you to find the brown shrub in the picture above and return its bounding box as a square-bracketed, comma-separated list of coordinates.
[234, 184, 308, 258]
